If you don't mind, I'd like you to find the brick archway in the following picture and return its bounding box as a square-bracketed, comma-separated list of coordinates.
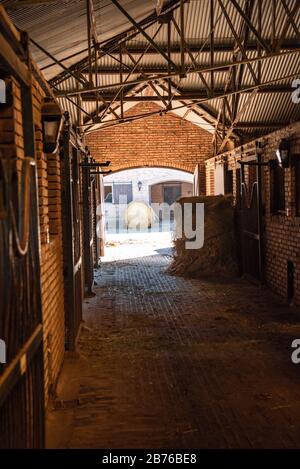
[107, 164, 194, 175]
[86, 103, 214, 190]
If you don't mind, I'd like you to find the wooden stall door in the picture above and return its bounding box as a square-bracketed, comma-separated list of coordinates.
[61, 125, 83, 351]
[82, 155, 96, 297]
[98, 174, 105, 257]
[0, 18, 45, 445]
[238, 160, 264, 282]
[0, 158, 45, 448]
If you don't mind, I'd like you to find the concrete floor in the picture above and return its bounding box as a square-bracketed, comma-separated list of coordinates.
[47, 237, 300, 449]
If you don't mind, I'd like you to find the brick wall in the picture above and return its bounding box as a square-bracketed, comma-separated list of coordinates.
[0, 73, 65, 406]
[205, 122, 300, 306]
[86, 102, 214, 192]
[0, 78, 23, 162]
[31, 74, 65, 403]
[262, 127, 300, 305]
[205, 161, 216, 196]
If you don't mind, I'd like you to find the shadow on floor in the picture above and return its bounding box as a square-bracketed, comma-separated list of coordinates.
[47, 253, 300, 449]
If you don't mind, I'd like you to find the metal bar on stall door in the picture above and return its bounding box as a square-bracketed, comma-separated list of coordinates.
[256, 148, 264, 283]
[92, 174, 99, 267]
[90, 171, 112, 174]
[80, 161, 111, 167]
[180, 0, 185, 76]
[82, 155, 95, 297]
[61, 123, 76, 351]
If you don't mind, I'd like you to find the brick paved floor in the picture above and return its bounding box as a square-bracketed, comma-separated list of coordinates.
[50, 250, 300, 448]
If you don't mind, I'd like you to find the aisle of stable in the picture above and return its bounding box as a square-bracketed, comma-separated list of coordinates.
[48, 248, 300, 448]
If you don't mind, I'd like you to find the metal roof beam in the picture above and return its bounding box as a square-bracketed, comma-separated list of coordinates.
[158, 80, 232, 131]
[232, 0, 255, 122]
[280, 0, 300, 41]
[123, 43, 170, 109]
[43, 41, 300, 75]
[218, 89, 258, 153]
[156, 0, 165, 16]
[77, 70, 300, 132]
[30, 37, 88, 87]
[229, 0, 272, 52]
[29, 27, 118, 118]
[96, 23, 165, 123]
[275, 0, 300, 52]
[48, 0, 182, 86]
[98, 40, 300, 55]
[55, 48, 300, 96]
[81, 66, 231, 74]
[218, 0, 259, 86]
[172, 17, 212, 96]
[110, 0, 180, 72]
[81, 86, 294, 101]
[235, 122, 288, 129]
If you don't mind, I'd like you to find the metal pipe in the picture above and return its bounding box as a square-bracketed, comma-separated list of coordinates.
[110, 0, 180, 71]
[57, 48, 300, 96]
[180, 0, 185, 76]
[30, 37, 87, 86]
[86, 0, 93, 85]
[80, 70, 300, 129]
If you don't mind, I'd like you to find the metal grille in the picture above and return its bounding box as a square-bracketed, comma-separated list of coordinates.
[61, 126, 83, 351]
[0, 159, 44, 448]
[82, 156, 95, 297]
[240, 182, 260, 279]
[238, 159, 264, 282]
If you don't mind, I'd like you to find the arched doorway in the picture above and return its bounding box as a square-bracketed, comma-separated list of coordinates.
[102, 167, 193, 261]
[150, 180, 193, 205]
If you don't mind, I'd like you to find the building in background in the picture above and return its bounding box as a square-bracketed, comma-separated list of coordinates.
[104, 167, 193, 232]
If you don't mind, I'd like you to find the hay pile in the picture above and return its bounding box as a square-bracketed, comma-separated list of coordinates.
[168, 195, 238, 277]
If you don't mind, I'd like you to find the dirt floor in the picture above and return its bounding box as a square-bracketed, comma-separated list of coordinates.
[47, 236, 300, 449]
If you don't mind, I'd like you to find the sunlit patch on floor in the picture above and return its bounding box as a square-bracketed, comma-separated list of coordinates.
[101, 231, 174, 262]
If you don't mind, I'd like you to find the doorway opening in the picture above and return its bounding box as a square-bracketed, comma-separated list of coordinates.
[102, 167, 193, 261]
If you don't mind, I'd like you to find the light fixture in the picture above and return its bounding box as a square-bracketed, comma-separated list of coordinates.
[41, 98, 63, 154]
[137, 181, 142, 191]
[275, 139, 290, 168]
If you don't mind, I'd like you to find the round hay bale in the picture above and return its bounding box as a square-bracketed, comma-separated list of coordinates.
[124, 201, 156, 229]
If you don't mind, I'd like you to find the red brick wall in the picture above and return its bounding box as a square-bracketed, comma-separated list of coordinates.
[31, 75, 65, 404]
[206, 122, 300, 306]
[0, 74, 65, 406]
[262, 129, 300, 305]
[205, 159, 216, 196]
[86, 102, 213, 192]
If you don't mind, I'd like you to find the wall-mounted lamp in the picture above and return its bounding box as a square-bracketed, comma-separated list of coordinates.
[41, 98, 63, 154]
[137, 181, 142, 191]
[275, 139, 290, 168]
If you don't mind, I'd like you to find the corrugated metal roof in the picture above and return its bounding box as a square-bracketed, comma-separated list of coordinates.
[1, 0, 176, 78]
[1, 0, 300, 142]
